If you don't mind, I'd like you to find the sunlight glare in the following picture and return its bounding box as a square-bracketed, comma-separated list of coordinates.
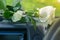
[57, 0, 60, 3]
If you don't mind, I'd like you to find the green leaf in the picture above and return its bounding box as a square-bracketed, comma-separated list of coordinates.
[19, 17, 26, 23]
[13, 2, 21, 11]
[26, 10, 34, 16]
[29, 17, 36, 30]
[0, 0, 6, 10]
[33, 9, 40, 17]
[3, 10, 13, 20]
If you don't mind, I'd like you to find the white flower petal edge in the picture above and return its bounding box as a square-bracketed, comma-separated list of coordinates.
[12, 10, 24, 22]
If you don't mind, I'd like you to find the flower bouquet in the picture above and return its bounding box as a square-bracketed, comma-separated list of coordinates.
[0, 0, 56, 30]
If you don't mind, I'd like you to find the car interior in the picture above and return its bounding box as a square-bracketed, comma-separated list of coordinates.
[0, 0, 60, 40]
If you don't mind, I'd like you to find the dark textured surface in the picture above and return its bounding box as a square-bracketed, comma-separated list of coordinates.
[52, 27, 60, 40]
[0, 22, 44, 40]
[43, 18, 60, 40]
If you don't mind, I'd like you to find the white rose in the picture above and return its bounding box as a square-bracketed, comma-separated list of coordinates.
[12, 10, 24, 22]
[37, 6, 56, 22]
[36, 6, 56, 33]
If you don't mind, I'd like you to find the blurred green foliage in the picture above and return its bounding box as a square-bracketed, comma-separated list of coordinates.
[21, 0, 60, 17]
[0, 0, 6, 10]
[6, 0, 20, 7]
[0, 0, 60, 17]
